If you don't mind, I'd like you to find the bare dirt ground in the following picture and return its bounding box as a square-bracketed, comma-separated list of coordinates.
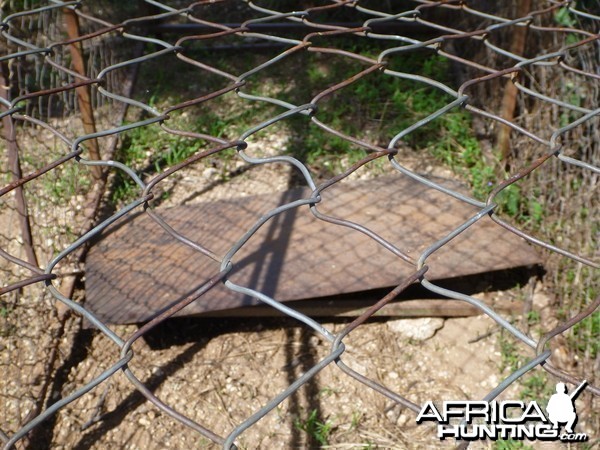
[4, 131, 592, 450]
[1, 282, 571, 450]
[48, 314, 524, 449]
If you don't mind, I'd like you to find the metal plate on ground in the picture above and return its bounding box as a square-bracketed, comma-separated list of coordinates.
[85, 176, 540, 324]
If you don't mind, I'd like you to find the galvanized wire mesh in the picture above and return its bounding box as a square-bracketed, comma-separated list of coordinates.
[0, 0, 598, 448]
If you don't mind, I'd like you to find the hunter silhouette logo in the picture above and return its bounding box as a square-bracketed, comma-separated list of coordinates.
[546, 380, 587, 438]
[416, 380, 589, 442]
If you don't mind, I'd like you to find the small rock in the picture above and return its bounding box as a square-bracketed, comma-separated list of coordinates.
[385, 408, 398, 423]
[202, 167, 218, 180]
[386, 318, 444, 341]
[398, 413, 410, 425]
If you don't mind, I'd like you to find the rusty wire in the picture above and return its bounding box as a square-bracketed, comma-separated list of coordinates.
[0, 0, 598, 448]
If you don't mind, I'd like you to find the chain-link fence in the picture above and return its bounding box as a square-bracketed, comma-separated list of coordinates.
[1, 0, 598, 448]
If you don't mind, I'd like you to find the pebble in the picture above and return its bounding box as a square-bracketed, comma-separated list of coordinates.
[202, 167, 218, 180]
[386, 318, 444, 341]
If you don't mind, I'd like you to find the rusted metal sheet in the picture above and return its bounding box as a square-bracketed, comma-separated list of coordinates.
[85, 176, 540, 324]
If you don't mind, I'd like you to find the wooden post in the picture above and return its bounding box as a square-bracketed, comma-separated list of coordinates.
[0, 62, 38, 267]
[497, 0, 532, 164]
[63, 7, 102, 180]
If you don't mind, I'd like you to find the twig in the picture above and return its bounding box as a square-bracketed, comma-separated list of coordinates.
[81, 383, 111, 431]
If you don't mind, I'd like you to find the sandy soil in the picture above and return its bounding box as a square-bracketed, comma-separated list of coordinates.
[1, 117, 594, 450]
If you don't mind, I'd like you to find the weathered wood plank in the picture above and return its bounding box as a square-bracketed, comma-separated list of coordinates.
[85, 176, 540, 324]
[197, 297, 523, 318]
